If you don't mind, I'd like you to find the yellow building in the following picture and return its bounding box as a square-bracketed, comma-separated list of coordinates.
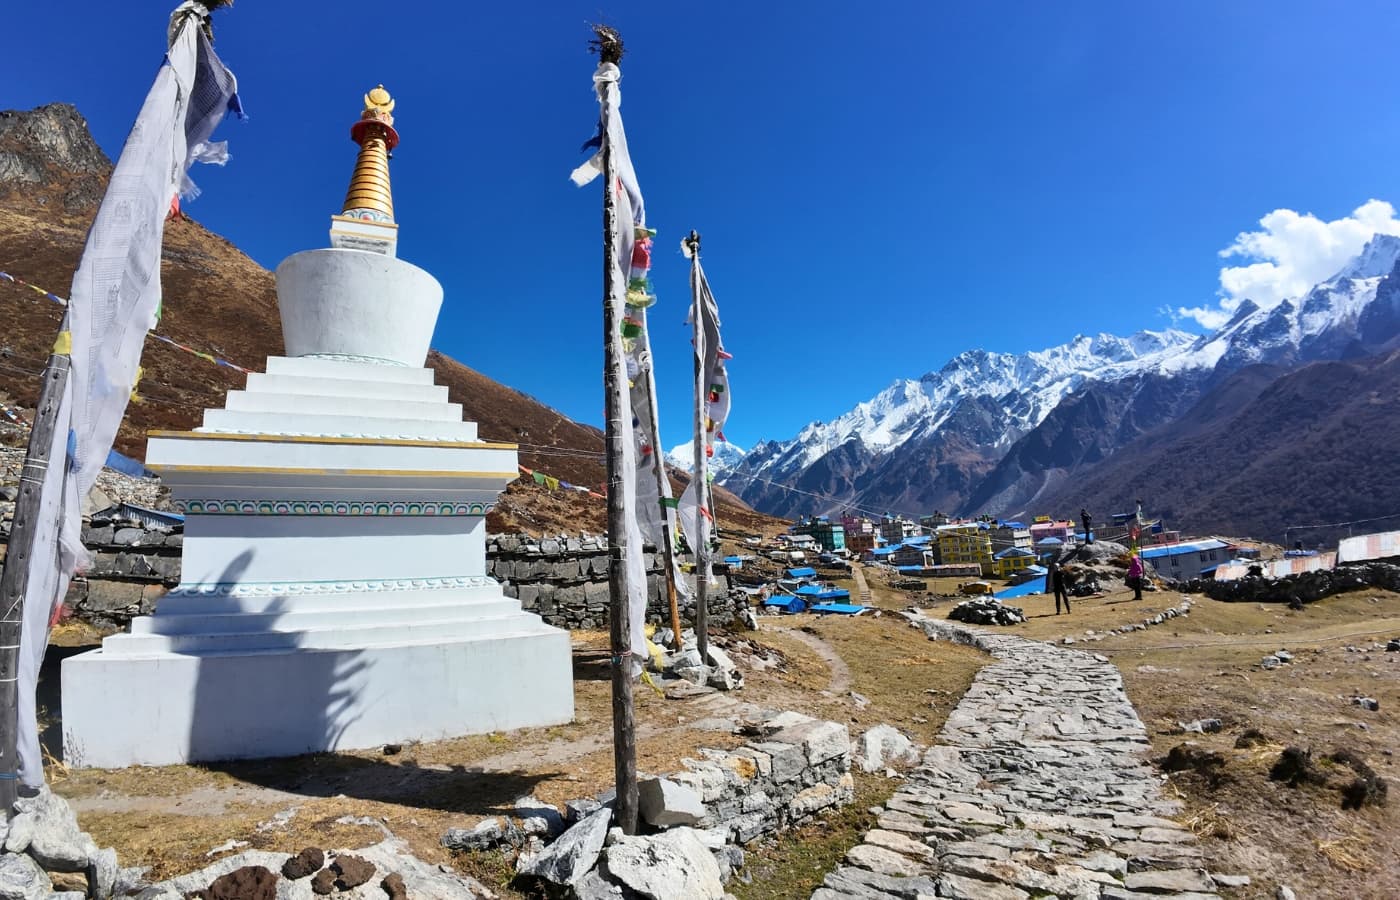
[992, 547, 1036, 578]
[937, 522, 994, 574]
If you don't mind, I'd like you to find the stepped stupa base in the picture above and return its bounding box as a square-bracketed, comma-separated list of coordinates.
[62, 627, 572, 768]
[60, 85, 578, 770]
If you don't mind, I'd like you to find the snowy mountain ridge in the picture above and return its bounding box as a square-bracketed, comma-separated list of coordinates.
[664, 440, 748, 475]
[723, 233, 1400, 518]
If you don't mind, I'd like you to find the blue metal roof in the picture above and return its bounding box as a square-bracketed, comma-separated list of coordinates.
[995, 575, 1046, 599]
[999, 521, 1027, 529]
[1141, 539, 1228, 560]
[901, 535, 933, 545]
[871, 547, 895, 556]
[993, 547, 1034, 559]
[786, 567, 818, 578]
[1036, 537, 1063, 546]
[896, 565, 924, 573]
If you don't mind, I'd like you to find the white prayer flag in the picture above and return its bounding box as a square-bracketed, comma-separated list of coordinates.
[15, 3, 238, 786]
[572, 62, 650, 675]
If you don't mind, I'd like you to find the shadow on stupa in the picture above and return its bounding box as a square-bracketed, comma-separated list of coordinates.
[183, 549, 369, 763]
[185, 555, 566, 817]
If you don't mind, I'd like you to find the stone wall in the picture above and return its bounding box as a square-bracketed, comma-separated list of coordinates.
[487, 533, 743, 630]
[1184, 561, 1400, 604]
[7, 525, 743, 632]
[64, 517, 183, 628]
[675, 713, 854, 844]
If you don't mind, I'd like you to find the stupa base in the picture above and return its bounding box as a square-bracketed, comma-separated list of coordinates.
[61, 628, 574, 768]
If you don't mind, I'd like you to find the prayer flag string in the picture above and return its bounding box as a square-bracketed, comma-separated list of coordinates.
[518, 464, 605, 499]
[1, 270, 252, 374]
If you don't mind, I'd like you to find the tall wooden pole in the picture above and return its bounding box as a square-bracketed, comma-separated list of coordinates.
[0, 315, 71, 814]
[687, 231, 710, 664]
[596, 26, 638, 836]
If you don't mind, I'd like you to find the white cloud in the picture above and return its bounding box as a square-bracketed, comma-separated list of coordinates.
[1176, 199, 1400, 329]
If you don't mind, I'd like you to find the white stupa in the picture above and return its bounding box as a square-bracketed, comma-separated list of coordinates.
[61, 86, 574, 768]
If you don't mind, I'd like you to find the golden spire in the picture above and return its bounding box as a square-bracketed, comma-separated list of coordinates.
[341, 84, 399, 223]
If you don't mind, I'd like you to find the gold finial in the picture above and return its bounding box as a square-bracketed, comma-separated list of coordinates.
[363, 84, 395, 123]
[341, 84, 400, 224]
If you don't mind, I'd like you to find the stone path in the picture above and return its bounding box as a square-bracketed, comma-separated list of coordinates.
[814, 614, 1226, 900]
[852, 564, 874, 605]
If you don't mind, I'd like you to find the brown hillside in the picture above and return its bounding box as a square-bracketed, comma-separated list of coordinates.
[0, 103, 772, 536]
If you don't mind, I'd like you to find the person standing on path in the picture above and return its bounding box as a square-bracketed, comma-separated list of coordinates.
[1127, 552, 1145, 601]
[1049, 557, 1071, 614]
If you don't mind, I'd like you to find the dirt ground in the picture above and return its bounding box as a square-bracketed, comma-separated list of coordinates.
[45, 610, 985, 896]
[909, 576, 1400, 900]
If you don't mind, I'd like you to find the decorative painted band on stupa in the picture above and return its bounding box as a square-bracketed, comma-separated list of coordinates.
[281, 85, 443, 367]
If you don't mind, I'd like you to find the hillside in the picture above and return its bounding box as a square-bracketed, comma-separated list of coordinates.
[0, 103, 772, 536]
[1034, 350, 1400, 544]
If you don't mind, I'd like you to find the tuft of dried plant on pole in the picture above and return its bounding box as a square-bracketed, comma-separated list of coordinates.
[589, 24, 624, 64]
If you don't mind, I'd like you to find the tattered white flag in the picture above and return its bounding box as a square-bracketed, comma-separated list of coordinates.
[15, 2, 239, 786]
[677, 241, 731, 581]
[571, 61, 652, 675]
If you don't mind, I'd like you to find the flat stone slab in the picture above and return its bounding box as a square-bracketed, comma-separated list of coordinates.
[810, 615, 1217, 899]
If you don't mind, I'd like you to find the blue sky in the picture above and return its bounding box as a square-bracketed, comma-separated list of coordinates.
[6, 1, 1400, 451]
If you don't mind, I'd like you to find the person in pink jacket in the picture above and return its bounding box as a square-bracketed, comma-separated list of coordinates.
[1127, 553, 1145, 601]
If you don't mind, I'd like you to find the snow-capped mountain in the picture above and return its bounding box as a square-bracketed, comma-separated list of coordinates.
[665, 440, 747, 475]
[723, 234, 1400, 520]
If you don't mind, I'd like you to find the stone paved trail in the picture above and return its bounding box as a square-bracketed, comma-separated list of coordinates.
[852, 564, 874, 606]
[814, 614, 1227, 900]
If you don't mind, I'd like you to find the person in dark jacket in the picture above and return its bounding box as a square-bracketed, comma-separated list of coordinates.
[1048, 557, 1071, 614]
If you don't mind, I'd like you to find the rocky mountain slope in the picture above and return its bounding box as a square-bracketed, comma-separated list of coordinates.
[723, 232, 1400, 536]
[0, 103, 772, 536]
[1034, 349, 1400, 544]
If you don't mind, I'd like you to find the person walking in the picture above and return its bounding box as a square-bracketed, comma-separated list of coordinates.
[1049, 557, 1071, 614]
[1127, 552, 1145, 601]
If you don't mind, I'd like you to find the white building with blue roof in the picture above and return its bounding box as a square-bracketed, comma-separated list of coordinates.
[1140, 538, 1231, 580]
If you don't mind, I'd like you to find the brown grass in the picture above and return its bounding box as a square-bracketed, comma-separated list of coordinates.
[51, 615, 987, 894]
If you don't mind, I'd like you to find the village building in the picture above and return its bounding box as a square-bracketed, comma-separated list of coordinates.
[777, 532, 819, 551]
[1140, 538, 1231, 580]
[936, 521, 994, 574]
[1029, 519, 1076, 548]
[991, 520, 1032, 553]
[879, 515, 918, 544]
[991, 545, 1037, 578]
[890, 542, 935, 569]
[845, 530, 877, 555]
[796, 517, 846, 551]
[919, 511, 952, 533]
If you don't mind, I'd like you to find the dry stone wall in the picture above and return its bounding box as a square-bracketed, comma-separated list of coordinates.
[487, 533, 742, 630]
[2, 518, 740, 632]
[65, 519, 183, 627]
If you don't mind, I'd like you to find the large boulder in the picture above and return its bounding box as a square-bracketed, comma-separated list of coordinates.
[11, 787, 97, 872]
[0, 853, 51, 900]
[515, 806, 612, 887]
[602, 827, 725, 900]
[638, 777, 706, 828]
[856, 725, 921, 773]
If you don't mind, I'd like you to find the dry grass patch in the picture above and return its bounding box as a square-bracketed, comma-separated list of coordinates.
[49, 615, 985, 890]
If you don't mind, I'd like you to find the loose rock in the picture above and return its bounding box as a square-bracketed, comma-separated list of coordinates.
[281, 848, 324, 880]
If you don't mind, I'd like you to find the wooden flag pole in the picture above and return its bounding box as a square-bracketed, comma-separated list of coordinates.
[0, 314, 71, 814]
[686, 231, 710, 664]
[593, 23, 639, 836]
